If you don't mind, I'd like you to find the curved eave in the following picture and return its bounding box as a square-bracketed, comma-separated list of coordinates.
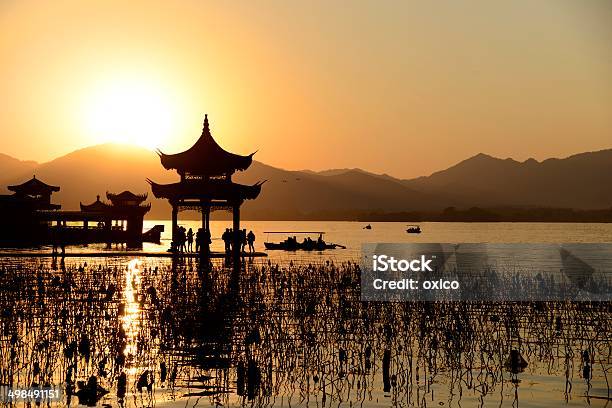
[110, 203, 152, 214]
[8, 184, 60, 193]
[79, 203, 151, 214]
[106, 191, 148, 202]
[147, 179, 264, 201]
[80, 201, 112, 212]
[159, 151, 254, 176]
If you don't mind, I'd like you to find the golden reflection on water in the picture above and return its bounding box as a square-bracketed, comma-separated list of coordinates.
[122, 258, 142, 374]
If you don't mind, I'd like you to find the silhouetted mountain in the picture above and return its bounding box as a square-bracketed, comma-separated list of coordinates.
[1, 144, 177, 217]
[0, 144, 452, 219]
[1, 145, 611, 219]
[403, 150, 612, 209]
[302, 167, 398, 181]
[235, 164, 452, 219]
[0, 153, 38, 192]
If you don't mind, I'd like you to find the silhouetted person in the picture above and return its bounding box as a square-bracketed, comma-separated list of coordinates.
[187, 228, 194, 252]
[178, 227, 186, 253]
[240, 229, 247, 253]
[247, 230, 255, 253]
[222, 228, 231, 256]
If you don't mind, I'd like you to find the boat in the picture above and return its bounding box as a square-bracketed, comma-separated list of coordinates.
[263, 231, 346, 251]
[364, 224, 372, 230]
[264, 241, 345, 251]
[406, 225, 422, 234]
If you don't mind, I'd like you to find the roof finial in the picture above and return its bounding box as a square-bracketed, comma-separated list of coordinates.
[203, 114, 209, 133]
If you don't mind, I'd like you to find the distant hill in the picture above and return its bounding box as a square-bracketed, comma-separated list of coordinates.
[1, 144, 178, 217]
[235, 163, 453, 219]
[0, 144, 453, 219]
[0, 145, 611, 219]
[403, 150, 612, 209]
[0, 153, 38, 192]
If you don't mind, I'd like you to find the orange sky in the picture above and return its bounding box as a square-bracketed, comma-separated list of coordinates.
[0, 0, 611, 178]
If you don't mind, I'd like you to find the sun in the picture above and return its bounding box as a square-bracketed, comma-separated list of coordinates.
[83, 78, 176, 149]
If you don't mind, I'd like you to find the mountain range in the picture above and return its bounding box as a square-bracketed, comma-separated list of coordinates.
[1, 144, 611, 220]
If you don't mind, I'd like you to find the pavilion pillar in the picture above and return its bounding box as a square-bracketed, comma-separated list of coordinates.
[171, 203, 178, 248]
[232, 203, 241, 268]
[202, 205, 211, 258]
[105, 216, 112, 248]
[201, 203, 206, 230]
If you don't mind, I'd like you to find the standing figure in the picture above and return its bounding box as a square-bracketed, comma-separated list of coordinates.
[222, 228, 231, 256]
[179, 227, 187, 253]
[187, 228, 194, 252]
[240, 229, 247, 253]
[247, 230, 255, 253]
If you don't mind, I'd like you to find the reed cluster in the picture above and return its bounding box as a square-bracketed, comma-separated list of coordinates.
[0, 257, 609, 407]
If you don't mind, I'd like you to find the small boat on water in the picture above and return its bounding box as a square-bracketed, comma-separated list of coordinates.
[364, 224, 372, 230]
[406, 224, 422, 234]
[264, 231, 346, 251]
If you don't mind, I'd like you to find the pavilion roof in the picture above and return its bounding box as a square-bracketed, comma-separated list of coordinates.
[157, 115, 255, 177]
[8, 176, 60, 195]
[80, 195, 112, 212]
[81, 193, 150, 214]
[106, 191, 148, 203]
[147, 179, 265, 202]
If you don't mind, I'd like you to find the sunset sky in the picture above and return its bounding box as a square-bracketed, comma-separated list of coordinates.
[0, 0, 610, 178]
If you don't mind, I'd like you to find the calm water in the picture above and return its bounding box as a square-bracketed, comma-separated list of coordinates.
[0, 222, 611, 407]
[15, 221, 608, 257]
[142, 220, 612, 253]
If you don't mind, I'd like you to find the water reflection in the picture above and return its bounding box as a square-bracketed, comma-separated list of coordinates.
[0, 256, 609, 408]
[122, 259, 141, 367]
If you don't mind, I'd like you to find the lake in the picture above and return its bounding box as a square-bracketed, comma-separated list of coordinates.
[0, 221, 610, 407]
[140, 221, 612, 259]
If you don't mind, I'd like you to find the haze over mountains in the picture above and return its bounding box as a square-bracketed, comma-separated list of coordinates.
[0, 144, 611, 220]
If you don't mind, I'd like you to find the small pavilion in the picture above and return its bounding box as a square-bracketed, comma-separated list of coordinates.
[148, 114, 264, 263]
[0, 176, 160, 246]
[7, 176, 61, 210]
[0, 176, 61, 243]
[80, 191, 151, 241]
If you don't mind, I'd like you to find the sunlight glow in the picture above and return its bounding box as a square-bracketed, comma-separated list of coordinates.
[83, 78, 176, 149]
[122, 258, 142, 374]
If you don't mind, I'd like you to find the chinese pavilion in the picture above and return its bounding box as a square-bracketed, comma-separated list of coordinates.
[148, 114, 264, 261]
[80, 191, 151, 241]
[0, 176, 162, 247]
[7, 176, 61, 210]
[0, 176, 61, 244]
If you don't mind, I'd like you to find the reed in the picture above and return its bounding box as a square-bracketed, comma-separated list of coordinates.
[0, 257, 610, 407]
